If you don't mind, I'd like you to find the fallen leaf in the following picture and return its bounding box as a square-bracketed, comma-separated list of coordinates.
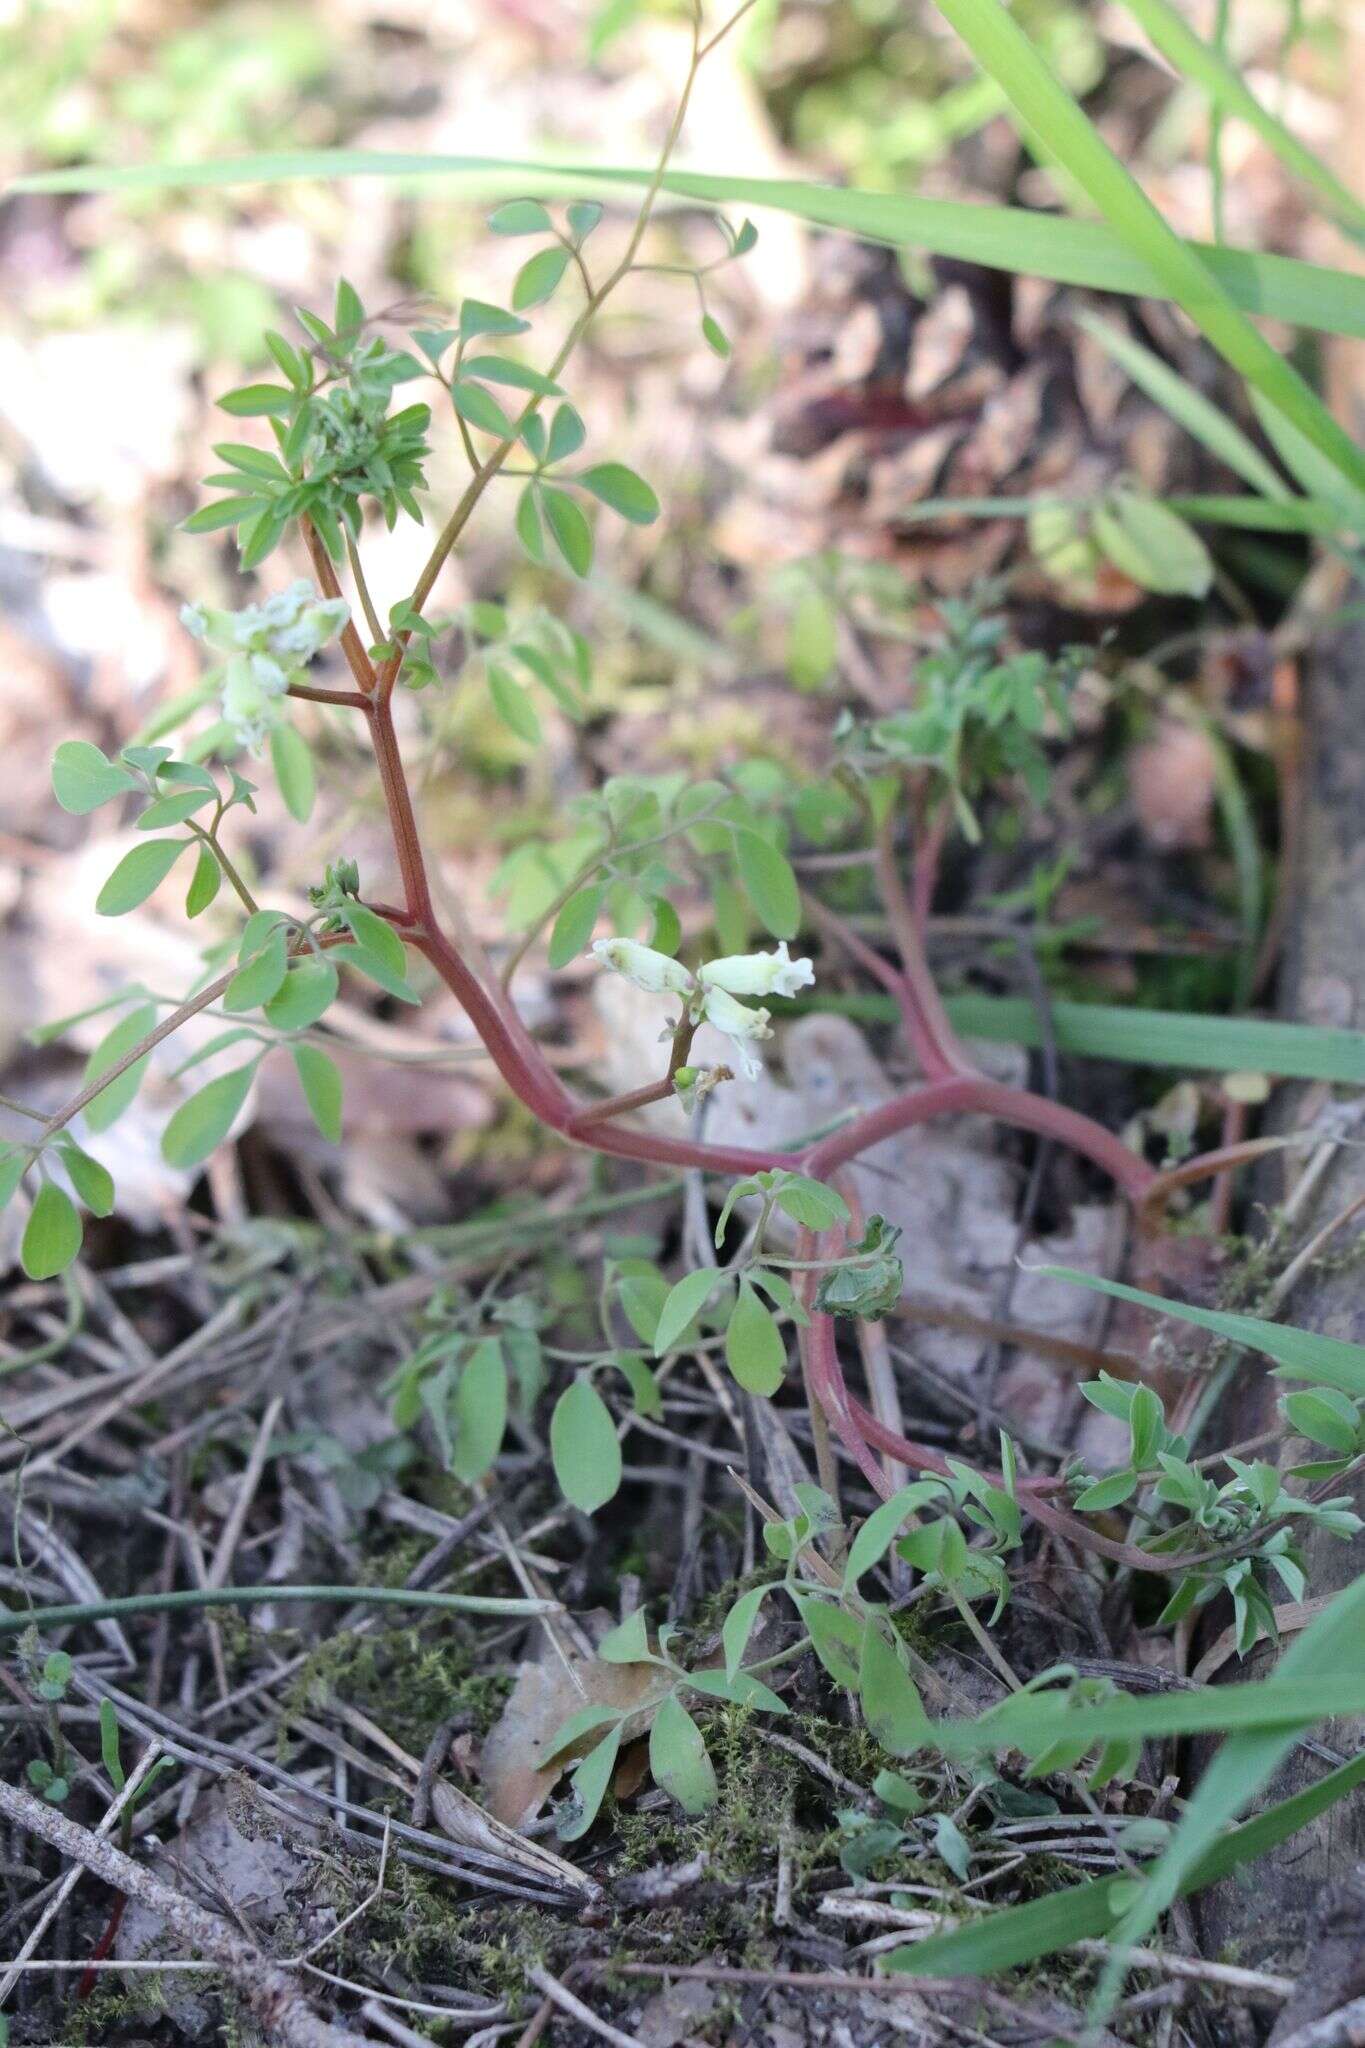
[479, 1632, 671, 1830]
[427, 1777, 600, 1899]
[1129, 715, 1218, 850]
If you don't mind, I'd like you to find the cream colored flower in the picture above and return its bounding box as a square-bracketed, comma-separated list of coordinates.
[183, 582, 350, 751]
[698, 942, 814, 999]
[696, 984, 773, 1078]
[221, 653, 288, 751]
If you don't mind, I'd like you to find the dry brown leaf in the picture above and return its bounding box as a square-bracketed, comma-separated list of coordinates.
[427, 1778, 601, 1899]
[479, 1634, 671, 1830]
[1129, 715, 1219, 851]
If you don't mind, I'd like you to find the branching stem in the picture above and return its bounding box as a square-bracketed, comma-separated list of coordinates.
[27, 0, 1264, 1582]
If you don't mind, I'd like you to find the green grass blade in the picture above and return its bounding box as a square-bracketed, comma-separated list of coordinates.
[1250, 390, 1365, 532]
[1116, 0, 1365, 241]
[893, 491, 1339, 532]
[1164, 494, 1338, 532]
[1076, 312, 1291, 500]
[931, 0, 1365, 494]
[1092, 1569, 1365, 2016]
[1036, 1266, 1365, 1397]
[794, 990, 1365, 1086]
[923, 1677, 1365, 1757]
[886, 1743, 1365, 1977]
[12, 153, 1365, 341]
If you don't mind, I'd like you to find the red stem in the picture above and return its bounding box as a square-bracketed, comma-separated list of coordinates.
[569, 1117, 787, 1177]
[336, 525, 1222, 1568]
[411, 926, 577, 1129]
[804, 1076, 1157, 1204]
[287, 682, 370, 710]
[361, 706, 1169, 1535]
[912, 798, 950, 936]
[800, 1290, 1215, 1571]
[875, 814, 976, 1081]
[77, 1891, 127, 2000]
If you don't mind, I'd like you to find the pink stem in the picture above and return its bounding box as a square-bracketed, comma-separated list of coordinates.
[569, 1118, 790, 1177]
[802, 1076, 1157, 1203]
[912, 800, 949, 936]
[802, 1298, 1207, 1570]
[411, 928, 578, 1129]
[355, 620, 1179, 1560]
[802, 892, 940, 1074]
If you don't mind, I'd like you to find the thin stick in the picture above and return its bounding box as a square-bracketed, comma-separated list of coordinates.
[201, 1393, 284, 1702]
[1276, 1993, 1365, 2048]
[0, 1740, 164, 2004]
[288, 1818, 391, 1965]
[0, 1775, 382, 2048]
[205, 1395, 284, 1591]
[526, 1966, 646, 2048]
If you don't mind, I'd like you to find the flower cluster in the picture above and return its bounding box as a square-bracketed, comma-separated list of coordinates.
[591, 938, 814, 1078]
[181, 581, 350, 750]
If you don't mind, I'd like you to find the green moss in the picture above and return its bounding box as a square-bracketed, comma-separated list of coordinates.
[54, 1972, 175, 2045]
[280, 1618, 511, 1753]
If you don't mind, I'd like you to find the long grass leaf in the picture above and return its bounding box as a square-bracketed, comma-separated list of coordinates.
[1076, 312, 1291, 499]
[1092, 1569, 1365, 2015]
[886, 1743, 1365, 1977]
[923, 1677, 1365, 1757]
[12, 154, 1365, 342]
[1116, 0, 1365, 241]
[1251, 391, 1365, 532]
[795, 991, 1365, 1086]
[929, 0, 1365, 493]
[1036, 1266, 1365, 1396]
[894, 491, 1338, 531]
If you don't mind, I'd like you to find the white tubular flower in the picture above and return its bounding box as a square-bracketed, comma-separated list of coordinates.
[184, 582, 351, 750]
[249, 651, 289, 696]
[221, 653, 288, 752]
[591, 938, 695, 997]
[260, 579, 316, 626]
[180, 584, 349, 664]
[273, 596, 351, 659]
[697, 984, 772, 1079]
[698, 942, 815, 1000]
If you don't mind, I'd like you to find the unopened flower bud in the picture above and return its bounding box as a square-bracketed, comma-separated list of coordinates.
[221, 654, 287, 752]
[591, 938, 695, 997]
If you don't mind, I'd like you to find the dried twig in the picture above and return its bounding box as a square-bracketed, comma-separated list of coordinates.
[525, 1966, 646, 2048]
[0, 1739, 164, 2003]
[0, 1774, 381, 2047]
[1276, 1995, 1365, 2048]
